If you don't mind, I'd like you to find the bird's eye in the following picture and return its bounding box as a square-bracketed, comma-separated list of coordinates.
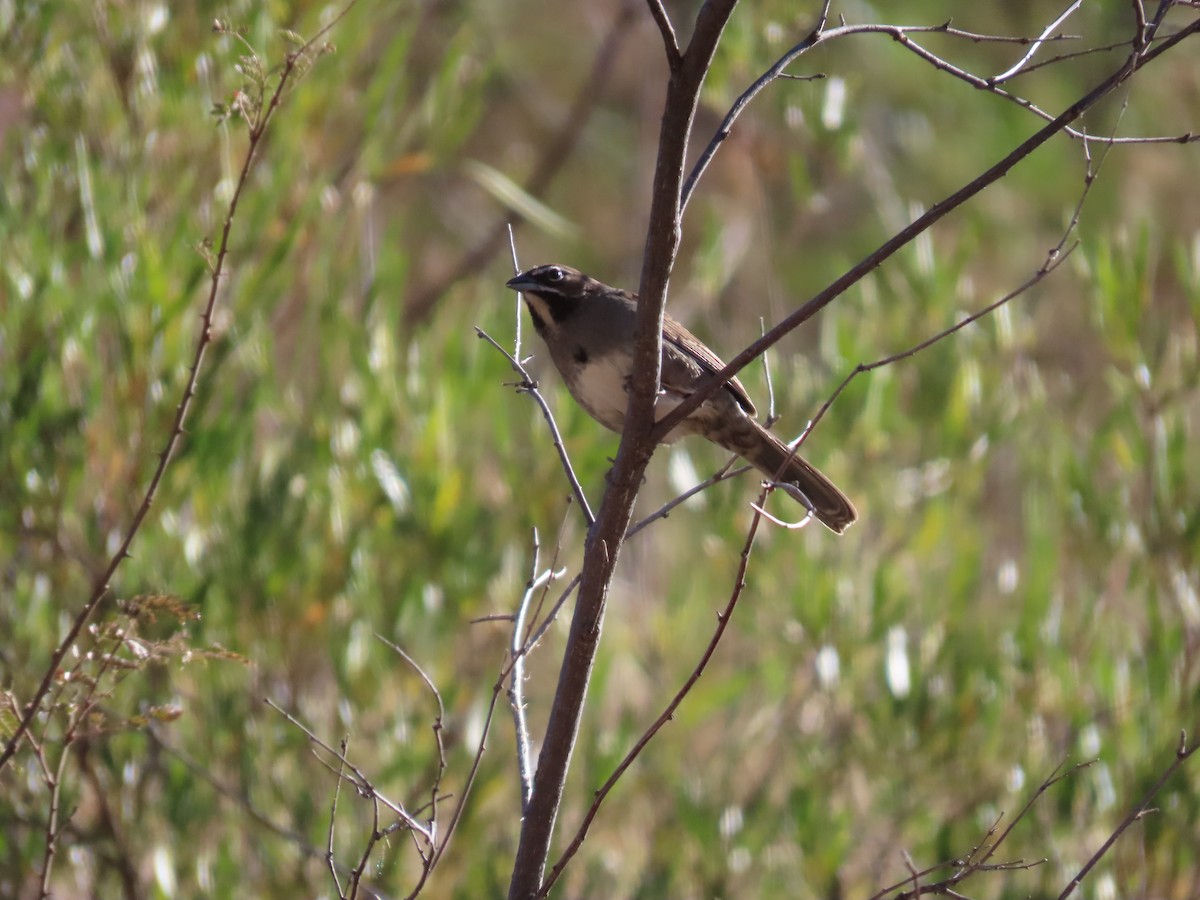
[545, 266, 565, 283]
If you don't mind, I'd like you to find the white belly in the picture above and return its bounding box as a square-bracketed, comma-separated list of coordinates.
[568, 353, 694, 443]
[569, 353, 631, 433]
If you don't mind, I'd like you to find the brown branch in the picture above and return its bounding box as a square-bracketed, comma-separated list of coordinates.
[644, 0, 682, 66]
[1133, 0, 1150, 49]
[511, 456, 749, 658]
[377, 637, 448, 851]
[792, 70, 1119, 472]
[347, 754, 382, 900]
[869, 23, 1194, 144]
[653, 15, 1200, 444]
[505, 4, 743, 897]
[684, 7, 1195, 217]
[680, 0, 831, 212]
[33, 734, 70, 898]
[626, 457, 750, 535]
[419, 655, 506, 888]
[518, 507, 573, 652]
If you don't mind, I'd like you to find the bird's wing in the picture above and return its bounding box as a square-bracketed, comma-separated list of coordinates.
[661, 315, 757, 417]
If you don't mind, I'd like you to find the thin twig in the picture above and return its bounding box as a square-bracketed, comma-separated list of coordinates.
[867, 759, 1086, 900]
[477, 327, 595, 525]
[681, 0, 832, 212]
[795, 77, 1121, 460]
[978, 759, 1094, 867]
[517, 454, 748, 654]
[1132, 0, 1149, 49]
[836, 20, 1195, 144]
[508, 224, 523, 362]
[992, 0, 1085, 84]
[347, 770, 382, 900]
[656, 17, 1200, 443]
[644, 0, 682, 66]
[425, 652, 509, 878]
[683, 8, 1194, 221]
[264, 699, 431, 841]
[760, 318, 776, 423]
[34, 735, 70, 896]
[376, 634, 447, 860]
[515, 573, 582, 655]
[1058, 732, 1198, 900]
[626, 458, 750, 536]
[327, 740, 348, 898]
[518, 503, 573, 651]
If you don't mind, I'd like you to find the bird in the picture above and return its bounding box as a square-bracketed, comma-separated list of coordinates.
[504, 264, 857, 533]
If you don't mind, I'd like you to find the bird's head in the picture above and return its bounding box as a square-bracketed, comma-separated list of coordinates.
[505, 264, 606, 330]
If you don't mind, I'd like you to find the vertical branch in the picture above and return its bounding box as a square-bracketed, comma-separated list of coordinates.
[35, 741, 70, 897]
[505, 3, 740, 898]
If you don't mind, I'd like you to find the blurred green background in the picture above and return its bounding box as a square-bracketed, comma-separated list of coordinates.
[2, 1, 1199, 897]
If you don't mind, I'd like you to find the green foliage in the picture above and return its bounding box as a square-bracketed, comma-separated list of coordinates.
[2, 1, 1198, 899]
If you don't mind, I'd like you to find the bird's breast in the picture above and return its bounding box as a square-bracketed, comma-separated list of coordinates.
[561, 350, 707, 444]
[564, 351, 632, 433]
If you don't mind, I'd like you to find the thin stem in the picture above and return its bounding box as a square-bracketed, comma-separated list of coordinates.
[477, 328, 596, 526]
[992, 0, 1084, 83]
[645, 0, 682, 66]
[509, 531, 541, 812]
[1058, 733, 1198, 900]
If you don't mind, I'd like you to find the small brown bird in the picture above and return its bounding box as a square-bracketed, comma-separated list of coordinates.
[505, 264, 857, 533]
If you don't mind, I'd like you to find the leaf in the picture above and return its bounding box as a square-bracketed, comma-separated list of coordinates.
[462, 160, 579, 239]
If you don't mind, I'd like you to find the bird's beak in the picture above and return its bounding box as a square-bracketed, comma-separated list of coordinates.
[505, 273, 536, 292]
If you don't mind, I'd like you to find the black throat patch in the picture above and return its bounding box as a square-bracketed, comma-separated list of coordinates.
[527, 291, 584, 329]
